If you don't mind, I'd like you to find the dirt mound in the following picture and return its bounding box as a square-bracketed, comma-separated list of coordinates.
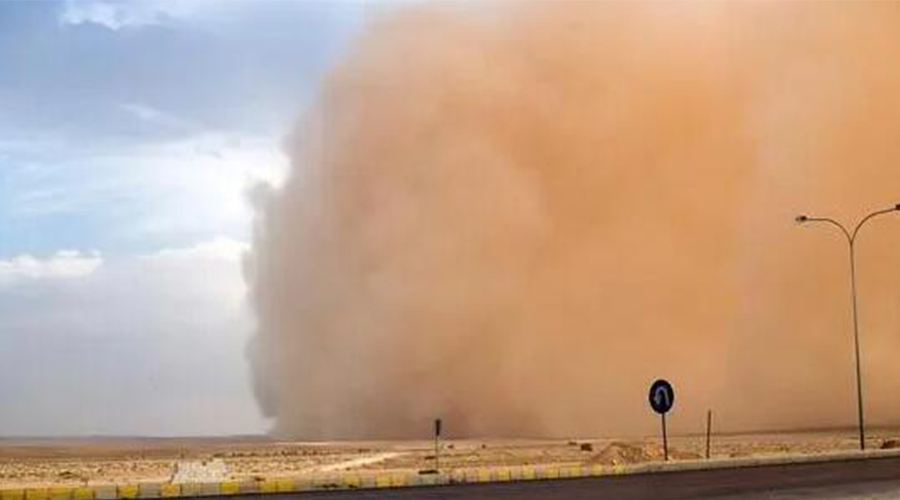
[589, 442, 702, 465]
[881, 439, 900, 449]
[589, 442, 654, 465]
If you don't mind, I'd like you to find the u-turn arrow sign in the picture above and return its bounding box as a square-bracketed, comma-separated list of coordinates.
[649, 379, 674, 414]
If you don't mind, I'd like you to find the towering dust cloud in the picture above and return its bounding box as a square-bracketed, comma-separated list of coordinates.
[247, 1, 900, 439]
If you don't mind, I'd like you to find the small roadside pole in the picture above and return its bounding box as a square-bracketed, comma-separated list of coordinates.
[648, 379, 675, 461]
[662, 413, 668, 461]
[705, 410, 712, 459]
[434, 418, 442, 472]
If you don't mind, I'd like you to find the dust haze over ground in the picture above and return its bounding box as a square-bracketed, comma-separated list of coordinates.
[246, 1, 900, 440]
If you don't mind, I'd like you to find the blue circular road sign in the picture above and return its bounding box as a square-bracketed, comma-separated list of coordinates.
[649, 379, 675, 414]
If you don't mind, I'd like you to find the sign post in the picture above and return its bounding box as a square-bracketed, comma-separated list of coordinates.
[434, 418, 442, 472]
[648, 379, 675, 461]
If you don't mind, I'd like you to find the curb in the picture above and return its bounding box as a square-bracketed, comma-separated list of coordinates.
[3, 449, 900, 498]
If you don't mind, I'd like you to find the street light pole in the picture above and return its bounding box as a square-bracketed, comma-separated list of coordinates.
[795, 203, 900, 451]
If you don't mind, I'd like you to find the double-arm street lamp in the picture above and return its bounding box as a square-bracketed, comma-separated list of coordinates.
[795, 203, 900, 450]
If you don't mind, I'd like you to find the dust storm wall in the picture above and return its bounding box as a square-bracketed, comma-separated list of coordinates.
[246, 1, 900, 439]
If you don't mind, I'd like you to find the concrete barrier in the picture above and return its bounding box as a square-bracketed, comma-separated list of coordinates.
[5, 448, 900, 499]
[137, 483, 160, 499]
[291, 477, 312, 492]
[235, 483, 256, 496]
[91, 486, 116, 500]
[273, 479, 293, 493]
[216, 483, 238, 496]
[116, 485, 138, 499]
[25, 488, 48, 500]
[374, 474, 392, 488]
[309, 476, 338, 490]
[522, 466, 537, 480]
[1, 490, 24, 500]
[159, 485, 180, 498]
[341, 475, 360, 489]
[71, 487, 92, 500]
[196, 484, 217, 497]
[47, 487, 72, 500]
[608, 448, 900, 478]
[175, 484, 200, 498]
[542, 466, 560, 480]
[358, 475, 376, 489]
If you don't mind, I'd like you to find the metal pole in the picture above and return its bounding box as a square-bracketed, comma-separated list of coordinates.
[849, 242, 866, 450]
[795, 205, 900, 451]
[435, 431, 440, 472]
[661, 413, 668, 461]
[705, 410, 712, 459]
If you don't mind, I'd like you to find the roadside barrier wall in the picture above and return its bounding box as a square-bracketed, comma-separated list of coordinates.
[3, 448, 900, 499]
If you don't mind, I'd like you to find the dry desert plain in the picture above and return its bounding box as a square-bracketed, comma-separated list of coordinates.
[2, 429, 899, 488]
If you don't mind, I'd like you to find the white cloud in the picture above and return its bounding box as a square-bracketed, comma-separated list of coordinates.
[7, 132, 288, 244]
[59, 0, 195, 30]
[123, 133, 288, 240]
[119, 102, 194, 131]
[0, 238, 267, 436]
[143, 237, 248, 262]
[0, 250, 102, 286]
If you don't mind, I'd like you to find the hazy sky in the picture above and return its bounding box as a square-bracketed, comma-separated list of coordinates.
[0, 0, 365, 436]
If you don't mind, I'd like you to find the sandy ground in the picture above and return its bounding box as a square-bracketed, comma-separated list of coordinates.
[2, 429, 900, 488]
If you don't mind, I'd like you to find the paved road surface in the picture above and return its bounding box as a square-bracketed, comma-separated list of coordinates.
[229, 456, 900, 500]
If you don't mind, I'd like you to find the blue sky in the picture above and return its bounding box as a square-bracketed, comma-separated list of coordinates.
[0, 0, 368, 436]
[0, 0, 365, 256]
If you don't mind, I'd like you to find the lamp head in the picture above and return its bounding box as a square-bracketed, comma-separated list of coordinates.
[894, 203, 900, 211]
[795, 215, 809, 224]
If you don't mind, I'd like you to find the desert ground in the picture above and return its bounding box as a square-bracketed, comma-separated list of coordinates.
[2, 429, 899, 488]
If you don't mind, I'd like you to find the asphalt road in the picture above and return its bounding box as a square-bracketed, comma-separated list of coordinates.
[230, 456, 900, 500]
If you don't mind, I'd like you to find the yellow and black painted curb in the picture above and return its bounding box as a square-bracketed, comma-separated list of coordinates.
[3, 448, 900, 499]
